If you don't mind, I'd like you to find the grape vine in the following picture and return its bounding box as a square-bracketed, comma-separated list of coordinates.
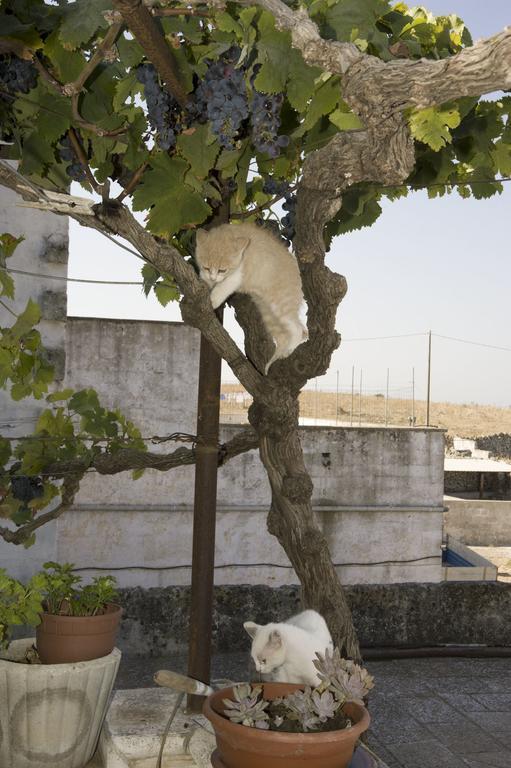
[136, 63, 183, 150]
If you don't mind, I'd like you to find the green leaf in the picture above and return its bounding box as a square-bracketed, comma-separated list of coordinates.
[43, 30, 85, 83]
[69, 388, 101, 416]
[409, 105, 461, 151]
[176, 125, 219, 179]
[329, 109, 364, 131]
[10, 300, 40, 340]
[0, 233, 24, 260]
[293, 76, 341, 137]
[113, 71, 140, 112]
[141, 264, 160, 297]
[154, 280, 180, 307]
[132, 155, 211, 237]
[46, 389, 74, 403]
[0, 271, 15, 300]
[286, 50, 321, 113]
[324, 0, 391, 43]
[58, 0, 111, 50]
[493, 140, 511, 176]
[253, 12, 290, 93]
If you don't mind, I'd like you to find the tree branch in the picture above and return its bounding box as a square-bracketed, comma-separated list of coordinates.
[0, 160, 265, 397]
[0, 473, 82, 545]
[343, 27, 511, 117]
[112, 0, 190, 107]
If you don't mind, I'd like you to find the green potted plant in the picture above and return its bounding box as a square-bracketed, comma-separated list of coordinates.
[203, 648, 373, 768]
[36, 561, 122, 664]
[0, 564, 121, 768]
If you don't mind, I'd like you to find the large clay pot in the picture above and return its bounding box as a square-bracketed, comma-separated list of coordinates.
[0, 638, 120, 768]
[36, 603, 122, 663]
[203, 682, 370, 768]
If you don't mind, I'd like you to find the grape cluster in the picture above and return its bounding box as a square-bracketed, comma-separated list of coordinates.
[251, 89, 289, 159]
[193, 47, 249, 150]
[0, 56, 37, 98]
[136, 64, 182, 150]
[281, 191, 297, 242]
[262, 177, 297, 242]
[11, 475, 44, 503]
[58, 136, 87, 182]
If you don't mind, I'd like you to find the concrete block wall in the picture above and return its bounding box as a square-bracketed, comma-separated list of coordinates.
[0, 176, 68, 580]
[444, 498, 511, 546]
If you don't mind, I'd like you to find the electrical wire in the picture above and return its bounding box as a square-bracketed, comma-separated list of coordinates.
[71, 555, 440, 572]
[5, 267, 144, 286]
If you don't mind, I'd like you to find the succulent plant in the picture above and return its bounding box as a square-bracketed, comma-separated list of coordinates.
[222, 645, 374, 733]
[223, 683, 270, 729]
[313, 647, 375, 706]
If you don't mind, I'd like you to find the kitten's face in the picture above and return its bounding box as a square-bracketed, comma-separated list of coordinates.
[195, 228, 249, 285]
[244, 621, 285, 675]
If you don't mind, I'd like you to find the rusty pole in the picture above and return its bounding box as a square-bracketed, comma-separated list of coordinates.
[187, 196, 229, 712]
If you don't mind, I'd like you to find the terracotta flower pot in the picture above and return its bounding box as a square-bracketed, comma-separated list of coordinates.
[36, 603, 122, 664]
[203, 682, 370, 768]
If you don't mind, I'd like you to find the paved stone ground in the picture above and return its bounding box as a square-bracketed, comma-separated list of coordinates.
[116, 653, 511, 768]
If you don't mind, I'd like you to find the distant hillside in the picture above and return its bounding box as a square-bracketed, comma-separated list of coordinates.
[220, 383, 511, 437]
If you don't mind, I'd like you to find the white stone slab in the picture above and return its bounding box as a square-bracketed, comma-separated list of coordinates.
[98, 688, 214, 768]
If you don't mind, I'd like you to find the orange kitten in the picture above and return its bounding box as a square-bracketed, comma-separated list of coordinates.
[195, 222, 307, 373]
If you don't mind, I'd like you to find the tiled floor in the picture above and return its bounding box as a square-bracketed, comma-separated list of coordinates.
[116, 653, 511, 768]
[364, 657, 511, 768]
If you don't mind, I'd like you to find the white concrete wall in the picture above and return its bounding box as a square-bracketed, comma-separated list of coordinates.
[5, 315, 446, 585]
[56, 505, 443, 587]
[0, 177, 68, 579]
[444, 498, 511, 546]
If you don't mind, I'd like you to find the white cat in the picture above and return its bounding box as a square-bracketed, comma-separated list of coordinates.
[195, 222, 307, 374]
[243, 609, 333, 686]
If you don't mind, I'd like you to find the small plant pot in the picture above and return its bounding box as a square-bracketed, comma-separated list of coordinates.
[36, 603, 122, 664]
[0, 638, 120, 768]
[203, 682, 370, 768]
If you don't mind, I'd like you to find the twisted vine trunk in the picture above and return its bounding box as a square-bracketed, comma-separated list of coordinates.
[251, 395, 361, 662]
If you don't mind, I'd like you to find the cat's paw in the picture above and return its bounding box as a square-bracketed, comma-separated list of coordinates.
[210, 288, 224, 309]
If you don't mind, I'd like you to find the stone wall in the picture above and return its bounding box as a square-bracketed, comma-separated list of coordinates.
[476, 433, 511, 460]
[116, 582, 511, 654]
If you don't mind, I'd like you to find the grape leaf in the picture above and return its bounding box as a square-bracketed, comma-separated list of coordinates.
[329, 109, 364, 131]
[132, 155, 211, 237]
[154, 281, 180, 307]
[324, 0, 391, 43]
[286, 50, 321, 113]
[176, 125, 219, 179]
[409, 106, 461, 151]
[254, 12, 290, 94]
[58, 0, 111, 50]
[492, 141, 511, 176]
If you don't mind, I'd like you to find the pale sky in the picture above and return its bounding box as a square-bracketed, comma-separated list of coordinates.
[67, 1, 511, 406]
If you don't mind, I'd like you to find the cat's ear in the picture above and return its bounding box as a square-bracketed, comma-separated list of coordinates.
[234, 236, 250, 258]
[269, 630, 282, 648]
[243, 621, 260, 639]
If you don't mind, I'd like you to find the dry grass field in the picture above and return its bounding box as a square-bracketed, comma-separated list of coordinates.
[220, 382, 511, 437]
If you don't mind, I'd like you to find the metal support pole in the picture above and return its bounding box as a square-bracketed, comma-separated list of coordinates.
[187, 194, 229, 712]
[187, 311, 223, 712]
[426, 330, 432, 427]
